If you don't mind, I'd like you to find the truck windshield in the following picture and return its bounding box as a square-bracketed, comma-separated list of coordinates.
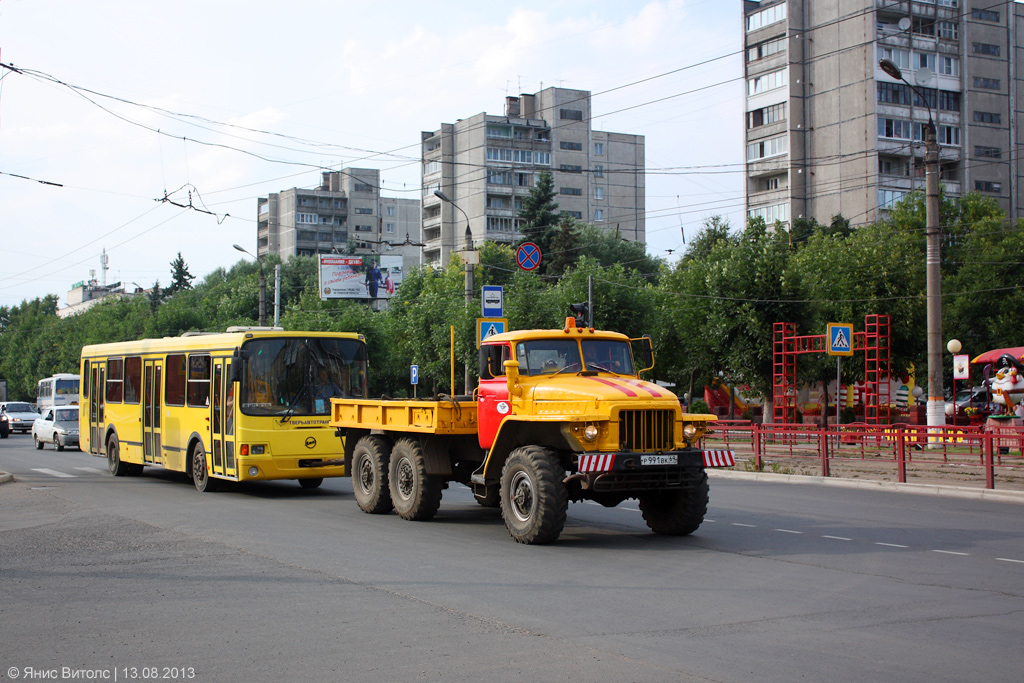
[240, 337, 367, 416]
[515, 340, 582, 376]
[581, 340, 635, 375]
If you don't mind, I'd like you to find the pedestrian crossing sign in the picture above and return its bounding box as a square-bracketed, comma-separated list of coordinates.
[827, 323, 854, 356]
[477, 318, 508, 348]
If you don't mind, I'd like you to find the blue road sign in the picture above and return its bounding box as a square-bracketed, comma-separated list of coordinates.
[516, 242, 541, 271]
[482, 285, 504, 317]
[410, 364, 419, 385]
[827, 323, 854, 357]
[477, 318, 508, 347]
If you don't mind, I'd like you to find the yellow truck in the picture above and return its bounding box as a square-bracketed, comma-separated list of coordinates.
[330, 318, 734, 544]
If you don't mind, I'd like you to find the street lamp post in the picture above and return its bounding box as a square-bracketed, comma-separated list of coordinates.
[879, 58, 944, 432]
[233, 244, 266, 327]
[433, 190, 476, 394]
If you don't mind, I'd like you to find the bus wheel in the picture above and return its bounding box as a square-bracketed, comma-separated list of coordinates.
[388, 438, 443, 521]
[351, 435, 393, 514]
[638, 472, 708, 536]
[107, 435, 130, 477]
[191, 443, 219, 492]
[298, 478, 323, 489]
[500, 446, 567, 545]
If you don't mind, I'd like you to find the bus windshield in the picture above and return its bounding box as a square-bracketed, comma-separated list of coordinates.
[240, 337, 367, 416]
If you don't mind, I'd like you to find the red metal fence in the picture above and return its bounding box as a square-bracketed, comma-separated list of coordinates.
[701, 419, 1024, 491]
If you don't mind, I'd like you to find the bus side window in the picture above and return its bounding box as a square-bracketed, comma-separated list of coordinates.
[187, 355, 212, 407]
[82, 362, 90, 399]
[106, 359, 124, 403]
[124, 357, 142, 404]
[165, 355, 186, 406]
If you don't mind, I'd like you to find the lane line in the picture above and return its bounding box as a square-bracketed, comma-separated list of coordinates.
[31, 468, 76, 478]
[74, 467, 104, 474]
[775, 529, 803, 534]
[731, 523, 756, 528]
[996, 558, 1024, 564]
[932, 550, 970, 556]
[822, 535, 852, 541]
[875, 542, 909, 548]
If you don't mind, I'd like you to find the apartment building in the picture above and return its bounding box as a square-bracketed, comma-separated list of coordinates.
[256, 169, 422, 273]
[743, 0, 1024, 229]
[420, 87, 646, 266]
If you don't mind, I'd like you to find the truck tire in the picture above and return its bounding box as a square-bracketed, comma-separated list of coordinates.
[638, 472, 709, 536]
[298, 478, 323, 489]
[388, 438, 443, 521]
[351, 435, 393, 514]
[500, 446, 567, 545]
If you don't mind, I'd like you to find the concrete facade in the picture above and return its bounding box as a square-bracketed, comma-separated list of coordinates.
[420, 87, 645, 266]
[256, 170, 422, 274]
[743, 0, 1024, 229]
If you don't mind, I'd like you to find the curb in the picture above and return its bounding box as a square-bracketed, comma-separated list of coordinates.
[0, 471, 13, 485]
[708, 469, 1024, 505]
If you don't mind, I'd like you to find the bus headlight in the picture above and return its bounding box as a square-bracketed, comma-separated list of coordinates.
[583, 425, 599, 441]
[683, 424, 698, 440]
[251, 445, 266, 455]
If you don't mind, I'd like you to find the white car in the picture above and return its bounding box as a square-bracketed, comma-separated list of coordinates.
[0, 401, 42, 434]
[32, 406, 80, 451]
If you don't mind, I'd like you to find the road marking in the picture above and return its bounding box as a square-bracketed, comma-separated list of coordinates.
[731, 523, 756, 528]
[31, 468, 76, 478]
[996, 558, 1024, 564]
[705, 519, 715, 522]
[822, 535, 852, 541]
[74, 467, 104, 474]
[774, 528, 803, 534]
[875, 542, 909, 548]
[932, 550, 969, 556]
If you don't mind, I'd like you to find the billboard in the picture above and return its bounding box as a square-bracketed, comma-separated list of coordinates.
[318, 254, 403, 300]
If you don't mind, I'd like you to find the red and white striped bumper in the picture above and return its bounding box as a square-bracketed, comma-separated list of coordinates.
[702, 450, 736, 467]
[577, 450, 736, 472]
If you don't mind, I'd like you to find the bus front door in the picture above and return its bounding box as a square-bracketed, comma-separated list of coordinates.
[211, 361, 236, 479]
[88, 365, 104, 455]
[143, 361, 162, 465]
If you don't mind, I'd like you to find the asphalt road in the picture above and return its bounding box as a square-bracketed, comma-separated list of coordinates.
[1, 434, 1023, 683]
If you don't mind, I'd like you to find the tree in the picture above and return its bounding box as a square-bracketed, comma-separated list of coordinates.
[166, 252, 195, 296]
[517, 169, 559, 266]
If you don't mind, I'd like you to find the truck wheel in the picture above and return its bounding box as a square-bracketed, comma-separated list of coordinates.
[191, 443, 219, 492]
[389, 438, 443, 521]
[107, 435, 130, 477]
[351, 436, 393, 514]
[638, 472, 709, 536]
[500, 446, 567, 545]
[298, 478, 323, 489]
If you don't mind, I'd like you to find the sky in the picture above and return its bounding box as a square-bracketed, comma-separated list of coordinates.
[0, 0, 744, 309]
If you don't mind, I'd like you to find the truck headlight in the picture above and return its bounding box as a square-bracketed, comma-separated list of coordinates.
[583, 425, 599, 441]
[683, 424, 698, 440]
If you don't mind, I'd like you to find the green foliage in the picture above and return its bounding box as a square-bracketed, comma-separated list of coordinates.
[517, 169, 559, 267]
[688, 399, 710, 414]
[0, 196, 1020, 409]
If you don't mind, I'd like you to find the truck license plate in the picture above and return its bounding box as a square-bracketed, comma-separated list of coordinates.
[640, 454, 677, 466]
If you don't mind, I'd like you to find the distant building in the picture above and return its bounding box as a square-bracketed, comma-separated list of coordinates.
[420, 87, 646, 266]
[743, 0, 1024, 229]
[256, 169, 422, 274]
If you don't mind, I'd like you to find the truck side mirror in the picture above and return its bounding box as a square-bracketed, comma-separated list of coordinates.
[640, 335, 655, 372]
[504, 360, 522, 397]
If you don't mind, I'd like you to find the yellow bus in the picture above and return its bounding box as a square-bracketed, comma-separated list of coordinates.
[80, 328, 367, 492]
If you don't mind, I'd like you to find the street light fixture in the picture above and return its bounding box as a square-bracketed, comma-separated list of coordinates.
[433, 190, 476, 394]
[233, 243, 266, 327]
[879, 58, 944, 432]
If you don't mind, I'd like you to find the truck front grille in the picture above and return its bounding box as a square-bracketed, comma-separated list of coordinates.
[619, 409, 675, 452]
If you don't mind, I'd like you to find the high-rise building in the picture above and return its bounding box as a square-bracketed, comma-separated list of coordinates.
[256, 169, 421, 273]
[420, 87, 645, 266]
[743, 0, 1023, 229]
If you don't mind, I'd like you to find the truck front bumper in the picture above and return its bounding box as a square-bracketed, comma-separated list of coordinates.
[571, 449, 735, 493]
